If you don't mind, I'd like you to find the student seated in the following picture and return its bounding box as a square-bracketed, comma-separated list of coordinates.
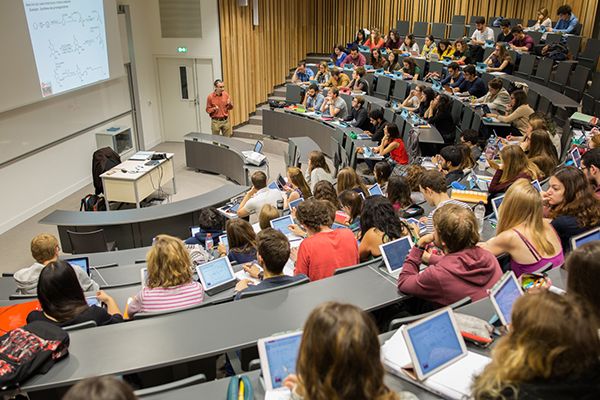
[14, 233, 99, 295]
[384, 29, 401, 50]
[320, 87, 348, 119]
[470, 17, 495, 47]
[424, 94, 454, 144]
[419, 169, 470, 232]
[406, 164, 426, 203]
[548, 4, 579, 34]
[524, 7, 552, 32]
[127, 235, 204, 317]
[399, 34, 419, 53]
[331, 45, 347, 67]
[487, 145, 539, 197]
[496, 19, 513, 42]
[370, 47, 386, 69]
[543, 167, 600, 253]
[415, 87, 435, 117]
[486, 90, 534, 137]
[421, 35, 436, 58]
[484, 44, 513, 73]
[383, 51, 402, 72]
[374, 161, 392, 194]
[566, 242, 600, 324]
[305, 150, 333, 192]
[581, 148, 600, 196]
[336, 167, 369, 197]
[218, 219, 257, 264]
[338, 190, 363, 230]
[472, 78, 511, 114]
[397, 204, 502, 305]
[472, 292, 600, 399]
[358, 196, 410, 261]
[453, 65, 487, 98]
[398, 85, 425, 112]
[387, 176, 418, 215]
[63, 376, 137, 400]
[480, 179, 564, 276]
[291, 61, 314, 84]
[27, 260, 123, 327]
[185, 207, 226, 246]
[508, 26, 535, 52]
[363, 108, 386, 144]
[283, 302, 417, 400]
[313, 180, 342, 210]
[460, 129, 482, 160]
[371, 123, 409, 166]
[324, 68, 350, 88]
[237, 171, 283, 218]
[292, 199, 359, 281]
[283, 166, 312, 209]
[340, 45, 366, 67]
[234, 229, 307, 299]
[302, 83, 324, 111]
[458, 144, 476, 171]
[348, 66, 369, 92]
[524, 130, 559, 179]
[313, 61, 331, 85]
[353, 29, 367, 46]
[344, 95, 370, 130]
[452, 39, 472, 65]
[528, 112, 560, 155]
[437, 145, 465, 185]
[364, 28, 384, 49]
[400, 57, 420, 80]
[432, 39, 455, 59]
[439, 62, 464, 89]
[258, 204, 280, 230]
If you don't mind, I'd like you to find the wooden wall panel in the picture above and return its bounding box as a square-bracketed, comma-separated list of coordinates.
[219, 0, 597, 125]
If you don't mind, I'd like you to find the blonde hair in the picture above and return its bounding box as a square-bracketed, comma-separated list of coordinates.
[31, 233, 59, 264]
[146, 234, 193, 289]
[288, 167, 312, 199]
[258, 204, 279, 230]
[336, 167, 369, 196]
[497, 179, 556, 256]
[472, 292, 600, 399]
[499, 145, 540, 183]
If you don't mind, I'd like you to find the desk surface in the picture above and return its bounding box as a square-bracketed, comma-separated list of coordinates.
[501, 74, 579, 109]
[39, 184, 247, 226]
[100, 154, 174, 181]
[21, 266, 404, 391]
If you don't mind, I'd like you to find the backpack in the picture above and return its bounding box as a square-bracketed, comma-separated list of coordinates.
[545, 43, 569, 61]
[405, 128, 422, 163]
[80, 194, 106, 212]
[0, 321, 69, 389]
[0, 301, 42, 336]
[268, 99, 287, 109]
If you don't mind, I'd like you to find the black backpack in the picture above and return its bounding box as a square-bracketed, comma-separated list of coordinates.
[80, 194, 107, 212]
[0, 321, 70, 390]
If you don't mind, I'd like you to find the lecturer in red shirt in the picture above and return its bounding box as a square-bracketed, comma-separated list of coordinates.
[206, 79, 233, 137]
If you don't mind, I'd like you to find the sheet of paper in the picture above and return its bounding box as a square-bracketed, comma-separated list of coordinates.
[265, 388, 292, 400]
[234, 270, 260, 285]
[426, 351, 490, 399]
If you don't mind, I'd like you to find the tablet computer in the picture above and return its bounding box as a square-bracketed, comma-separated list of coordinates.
[196, 257, 237, 295]
[570, 227, 600, 250]
[140, 267, 148, 288]
[270, 215, 295, 237]
[481, 104, 492, 115]
[277, 174, 288, 190]
[288, 197, 304, 211]
[258, 331, 303, 392]
[368, 183, 384, 196]
[219, 234, 229, 253]
[66, 257, 90, 276]
[268, 181, 279, 191]
[190, 226, 201, 237]
[86, 296, 100, 307]
[379, 236, 413, 277]
[401, 308, 467, 380]
[570, 147, 581, 168]
[491, 194, 504, 221]
[489, 271, 523, 326]
[531, 179, 542, 192]
[406, 218, 427, 233]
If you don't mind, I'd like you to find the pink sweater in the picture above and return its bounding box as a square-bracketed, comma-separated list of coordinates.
[128, 281, 204, 316]
[397, 247, 502, 306]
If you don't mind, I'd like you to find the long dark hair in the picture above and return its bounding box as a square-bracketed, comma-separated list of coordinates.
[313, 181, 342, 209]
[38, 260, 88, 323]
[308, 150, 331, 174]
[434, 94, 452, 116]
[386, 176, 412, 209]
[226, 218, 257, 253]
[360, 196, 405, 240]
[548, 167, 600, 228]
[338, 190, 363, 222]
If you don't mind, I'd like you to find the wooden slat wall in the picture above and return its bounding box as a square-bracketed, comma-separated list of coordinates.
[310, 0, 597, 52]
[218, 0, 311, 126]
[219, 0, 597, 125]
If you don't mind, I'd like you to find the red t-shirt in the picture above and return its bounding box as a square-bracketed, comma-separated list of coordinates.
[295, 229, 359, 281]
[390, 138, 409, 164]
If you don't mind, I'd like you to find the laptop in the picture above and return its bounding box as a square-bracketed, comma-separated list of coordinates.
[569, 147, 582, 168]
[242, 140, 263, 157]
[570, 227, 600, 250]
[288, 197, 304, 211]
[140, 267, 148, 288]
[219, 234, 229, 253]
[489, 271, 523, 326]
[379, 236, 413, 278]
[432, 79, 442, 92]
[491, 194, 504, 221]
[242, 140, 266, 166]
[66, 257, 90, 276]
[368, 183, 384, 196]
[270, 215, 301, 240]
[475, 62, 488, 73]
[196, 257, 237, 296]
[531, 179, 542, 192]
[257, 331, 303, 398]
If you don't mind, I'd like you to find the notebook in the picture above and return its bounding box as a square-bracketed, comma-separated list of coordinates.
[570, 227, 600, 250]
[66, 257, 90, 276]
[368, 183, 384, 196]
[382, 308, 491, 400]
[489, 271, 523, 326]
[379, 236, 413, 278]
[195, 257, 237, 296]
[258, 331, 303, 399]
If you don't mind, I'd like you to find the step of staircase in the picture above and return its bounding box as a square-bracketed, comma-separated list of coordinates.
[233, 123, 263, 140]
[248, 114, 263, 125]
[255, 104, 270, 116]
[272, 86, 286, 97]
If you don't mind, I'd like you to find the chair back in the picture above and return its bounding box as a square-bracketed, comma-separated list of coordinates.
[396, 20, 410, 36]
[448, 24, 465, 40]
[533, 57, 554, 83]
[238, 276, 309, 299]
[63, 320, 97, 332]
[388, 296, 472, 330]
[134, 373, 207, 398]
[133, 299, 225, 320]
[334, 257, 383, 275]
[451, 15, 466, 25]
[66, 229, 109, 254]
[413, 21, 429, 37]
[430, 23, 446, 39]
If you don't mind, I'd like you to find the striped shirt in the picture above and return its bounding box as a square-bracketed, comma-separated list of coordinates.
[425, 199, 471, 233]
[128, 281, 204, 316]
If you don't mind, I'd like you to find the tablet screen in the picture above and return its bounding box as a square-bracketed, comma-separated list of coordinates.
[190, 226, 201, 236]
[227, 203, 240, 213]
[198, 258, 234, 289]
[271, 216, 293, 236]
[219, 235, 229, 252]
[531, 180, 542, 192]
[254, 141, 263, 153]
[493, 274, 522, 325]
[264, 333, 302, 389]
[406, 311, 463, 376]
[381, 237, 412, 272]
[67, 257, 89, 276]
[570, 148, 581, 168]
[268, 181, 279, 190]
[574, 228, 600, 249]
[492, 195, 504, 219]
[289, 198, 304, 210]
[368, 184, 384, 196]
[86, 296, 100, 307]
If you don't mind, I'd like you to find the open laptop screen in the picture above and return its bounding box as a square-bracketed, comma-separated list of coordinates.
[254, 140, 263, 153]
[406, 310, 464, 377]
[197, 258, 234, 289]
[572, 227, 600, 250]
[262, 332, 302, 390]
[380, 236, 413, 274]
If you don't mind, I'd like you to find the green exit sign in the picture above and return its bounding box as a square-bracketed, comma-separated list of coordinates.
[177, 46, 188, 53]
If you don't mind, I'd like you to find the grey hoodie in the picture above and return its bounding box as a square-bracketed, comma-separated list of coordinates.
[14, 262, 100, 294]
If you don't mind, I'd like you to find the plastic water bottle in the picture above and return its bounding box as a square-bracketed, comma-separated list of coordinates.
[484, 134, 497, 159]
[474, 201, 486, 235]
[205, 233, 214, 251]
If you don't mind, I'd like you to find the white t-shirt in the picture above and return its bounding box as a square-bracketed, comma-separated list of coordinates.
[471, 27, 494, 43]
[243, 188, 283, 215]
